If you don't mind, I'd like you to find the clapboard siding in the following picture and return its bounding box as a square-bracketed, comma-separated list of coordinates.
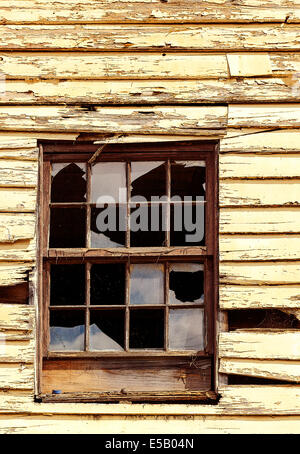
[0, 262, 33, 287]
[219, 358, 300, 382]
[0, 188, 37, 213]
[0, 25, 299, 51]
[0, 364, 34, 390]
[0, 305, 34, 331]
[220, 262, 300, 284]
[0, 161, 38, 188]
[1, 1, 300, 24]
[220, 285, 300, 309]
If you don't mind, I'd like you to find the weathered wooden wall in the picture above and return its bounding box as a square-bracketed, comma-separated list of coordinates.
[0, 0, 300, 434]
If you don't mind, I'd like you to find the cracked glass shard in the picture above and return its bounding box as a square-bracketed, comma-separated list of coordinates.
[91, 162, 127, 203]
[90, 205, 126, 248]
[169, 308, 204, 351]
[49, 310, 85, 351]
[51, 163, 86, 202]
[171, 161, 206, 200]
[89, 310, 125, 351]
[131, 161, 166, 200]
[169, 263, 204, 304]
[130, 264, 164, 305]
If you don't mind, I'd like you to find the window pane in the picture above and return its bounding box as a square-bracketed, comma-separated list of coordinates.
[129, 309, 164, 349]
[171, 161, 205, 200]
[130, 204, 166, 247]
[90, 310, 124, 351]
[51, 163, 86, 203]
[130, 264, 164, 305]
[50, 265, 85, 306]
[91, 264, 125, 306]
[49, 310, 85, 351]
[131, 162, 166, 201]
[170, 203, 205, 246]
[49, 206, 86, 248]
[169, 264, 204, 305]
[90, 205, 126, 248]
[169, 308, 204, 351]
[91, 162, 126, 203]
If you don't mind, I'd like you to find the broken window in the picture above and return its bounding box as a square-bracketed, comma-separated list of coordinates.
[39, 141, 218, 403]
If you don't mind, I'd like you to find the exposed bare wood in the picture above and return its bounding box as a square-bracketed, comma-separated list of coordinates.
[0, 283, 28, 304]
[0, 213, 35, 243]
[0, 364, 34, 390]
[0, 262, 33, 287]
[0, 304, 34, 330]
[220, 180, 300, 207]
[219, 331, 300, 360]
[0, 25, 299, 51]
[3, 78, 300, 105]
[0, 188, 37, 213]
[220, 262, 300, 284]
[220, 285, 300, 309]
[1, 1, 300, 24]
[220, 129, 300, 154]
[229, 104, 300, 128]
[220, 155, 300, 179]
[220, 208, 300, 233]
[0, 160, 38, 188]
[220, 235, 300, 261]
[0, 106, 227, 135]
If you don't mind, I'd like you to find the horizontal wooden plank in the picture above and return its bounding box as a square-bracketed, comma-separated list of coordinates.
[229, 104, 300, 128]
[0, 106, 227, 134]
[1, 1, 300, 24]
[0, 283, 28, 304]
[0, 53, 299, 80]
[0, 305, 34, 331]
[0, 188, 37, 212]
[0, 148, 38, 161]
[0, 137, 37, 149]
[220, 358, 300, 382]
[220, 154, 300, 179]
[220, 208, 300, 233]
[0, 331, 32, 341]
[0, 25, 299, 51]
[220, 181, 300, 207]
[220, 285, 300, 309]
[220, 262, 300, 284]
[2, 386, 300, 417]
[0, 213, 35, 242]
[0, 160, 38, 188]
[220, 235, 300, 261]
[3, 78, 300, 105]
[220, 129, 300, 153]
[0, 339, 35, 363]
[0, 262, 33, 286]
[0, 364, 34, 390]
[0, 240, 35, 262]
[219, 331, 300, 360]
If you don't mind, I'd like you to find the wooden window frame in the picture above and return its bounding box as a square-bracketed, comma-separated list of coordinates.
[37, 140, 219, 403]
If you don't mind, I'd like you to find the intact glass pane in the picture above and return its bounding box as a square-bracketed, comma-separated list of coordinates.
[169, 308, 204, 351]
[51, 163, 86, 203]
[50, 264, 85, 306]
[130, 264, 164, 305]
[169, 263, 204, 305]
[89, 310, 125, 351]
[49, 310, 85, 351]
[91, 162, 127, 204]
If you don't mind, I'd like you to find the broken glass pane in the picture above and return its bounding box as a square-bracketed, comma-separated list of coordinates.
[91, 162, 127, 204]
[129, 309, 164, 349]
[50, 264, 85, 306]
[169, 308, 204, 351]
[90, 205, 126, 248]
[49, 310, 85, 351]
[170, 203, 205, 246]
[171, 161, 205, 201]
[89, 310, 125, 351]
[130, 264, 164, 305]
[49, 206, 86, 248]
[169, 264, 204, 305]
[130, 204, 166, 247]
[131, 162, 166, 201]
[91, 264, 125, 306]
[51, 163, 86, 203]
